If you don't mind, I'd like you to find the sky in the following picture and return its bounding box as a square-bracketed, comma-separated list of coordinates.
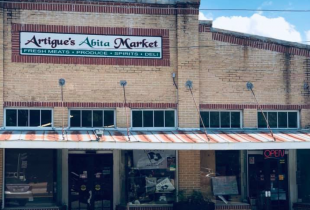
[199, 0, 310, 44]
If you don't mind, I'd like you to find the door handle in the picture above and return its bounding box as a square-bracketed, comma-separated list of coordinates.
[87, 190, 92, 204]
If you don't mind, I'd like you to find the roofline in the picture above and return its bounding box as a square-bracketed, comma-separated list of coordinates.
[199, 20, 310, 51]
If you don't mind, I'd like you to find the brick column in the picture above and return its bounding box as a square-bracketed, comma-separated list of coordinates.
[176, 1, 201, 196]
[178, 150, 201, 195]
[176, 2, 200, 128]
[0, 8, 3, 127]
[300, 109, 310, 129]
[243, 109, 257, 128]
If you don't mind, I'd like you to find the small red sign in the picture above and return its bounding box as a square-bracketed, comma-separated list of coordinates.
[264, 150, 285, 159]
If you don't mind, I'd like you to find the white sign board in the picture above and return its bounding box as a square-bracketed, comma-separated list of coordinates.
[20, 32, 162, 59]
[133, 150, 175, 169]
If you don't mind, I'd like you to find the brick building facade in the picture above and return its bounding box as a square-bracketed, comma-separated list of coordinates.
[0, 0, 309, 210]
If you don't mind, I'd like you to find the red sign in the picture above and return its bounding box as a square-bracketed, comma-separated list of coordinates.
[264, 150, 285, 159]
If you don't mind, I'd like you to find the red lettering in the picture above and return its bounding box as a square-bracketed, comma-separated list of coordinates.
[264, 150, 285, 158]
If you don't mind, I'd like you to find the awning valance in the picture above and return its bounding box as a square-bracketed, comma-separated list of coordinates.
[0, 129, 309, 150]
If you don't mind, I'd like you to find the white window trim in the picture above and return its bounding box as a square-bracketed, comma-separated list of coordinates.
[4, 107, 54, 130]
[199, 110, 243, 129]
[257, 110, 300, 129]
[68, 108, 116, 130]
[131, 109, 177, 131]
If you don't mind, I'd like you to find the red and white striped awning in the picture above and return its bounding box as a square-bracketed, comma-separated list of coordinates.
[0, 129, 309, 150]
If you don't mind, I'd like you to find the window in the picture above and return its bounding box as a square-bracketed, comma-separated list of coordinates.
[70, 110, 115, 128]
[124, 150, 176, 205]
[297, 150, 310, 203]
[216, 151, 241, 196]
[257, 111, 298, 128]
[5, 109, 52, 127]
[5, 149, 57, 207]
[200, 111, 241, 128]
[132, 110, 176, 128]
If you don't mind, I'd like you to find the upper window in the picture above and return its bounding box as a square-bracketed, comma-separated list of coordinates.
[5, 109, 52, 127]
[200, 111, 241, 128]
[258, 111, 298, 129]
[132, 110, 176, 128]
[69, 110, 115, 128]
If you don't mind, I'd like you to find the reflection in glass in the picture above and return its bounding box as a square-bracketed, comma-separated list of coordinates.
[5, 149, 56, 207]
[93, 111, 103, 127]
[258, 112, 267, 128]
[288, 112, 298, 128]
[104, 111, 115, 127]
[82, 110, 92, 127]
[132, 111, 142, 127]
[231, 112, 240, 128]
[41, 110, 52, 127]
[6, 109, 17, 127]
[278, 112, 288, 128]
[210, 112, 220, 128]
[70, 111, 81, 127]
[154, 111, 164, 127]
[30, 110, 40, 127]
[200, 112, 209, 128]
[165, 111, 175, 127]
[268, 112, 277, 128]
[125, 150, 176, 205]
[18, 110, 28, 127]
[143, 111, 153, 127]
[221, 112, 230, 128]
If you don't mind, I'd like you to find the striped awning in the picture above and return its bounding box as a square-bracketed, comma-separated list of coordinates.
[0, 129, 309, 150]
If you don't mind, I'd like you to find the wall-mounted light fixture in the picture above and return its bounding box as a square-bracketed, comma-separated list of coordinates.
[59, 78, 66, 86]
[185, 80, 193, 90]
[246, 81, 254, 90]
[120, 80, 127, 87]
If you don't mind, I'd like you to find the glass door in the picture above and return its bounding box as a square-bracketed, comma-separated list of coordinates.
[248, 152, 289, 210]
[69, 154, 113, 210]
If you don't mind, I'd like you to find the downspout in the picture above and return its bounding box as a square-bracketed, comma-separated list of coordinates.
[174, 4, 179, 202]
[2, 5, 5, 209]
[175, 4, 179, 129]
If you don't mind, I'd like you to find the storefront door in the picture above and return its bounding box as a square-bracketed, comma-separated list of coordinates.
[248, 151, 289, 210]
[69, 154, 113, 210]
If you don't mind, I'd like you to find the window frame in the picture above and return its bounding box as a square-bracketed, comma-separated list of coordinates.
[68, 108, 116, 130]
[131, 109, 177, 130]
[199, 110, 243, 129]
[257, 110, 300, 129]
[4, 108, 54, 130]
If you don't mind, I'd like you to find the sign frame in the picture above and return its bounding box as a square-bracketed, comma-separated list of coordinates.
[19, 31, 163, 59]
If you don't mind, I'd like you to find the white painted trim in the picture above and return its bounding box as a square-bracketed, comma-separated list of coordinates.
[2, 141, 310, 150]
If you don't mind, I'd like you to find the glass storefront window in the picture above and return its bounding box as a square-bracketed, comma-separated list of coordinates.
[5, 149, 57, 207]
[125, 150, 176, 205]
[215, 151, 241, 198]
[297, 150, 310, 203]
